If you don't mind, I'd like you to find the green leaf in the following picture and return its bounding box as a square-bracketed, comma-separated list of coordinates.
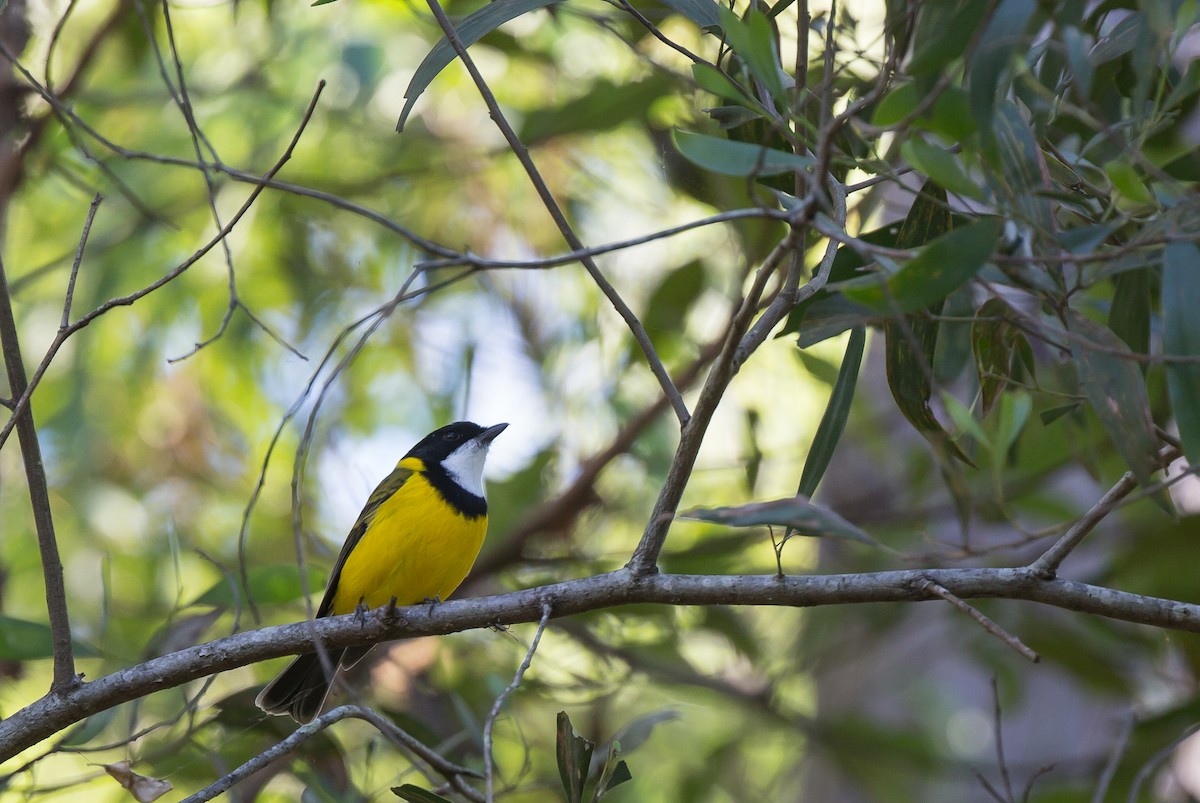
[989, 100, 1054, 233]
[60, 709, 119, 747]
[679, 497, 877, 545]
[909, 1, 990, 76]
[843, 218, 1001, 313]
[968, 0, 1037, 130]
[1068, 311, 1162, 488]
[1062, 25, 1093, 98]
[659, 0, 721, 29]
[873, 180, 974, 465]
[557, 711, 594, 803]
[901, 139, 985, 201]
[873, 83, 918, 127]
[0, 614, 97, 660]
[391, 785, 454, 802]
[1040, 403, 1080, 426]
[972, 297, 1027, 417]
[940, 391, 990, 450]
[992, 390, 1032, 475]
[797, 326, 865, 497]
[672, 130, 812, 177]
[692, 64, 755, 106]
[600, 761, 632, 797]
[1163, 243, 1200, 469]
[1108, 268, 1151, 356]
[191, 565, 327, 608]
[717, 6, 786, 106]
[520, 77, 675, 144]
[397, 0, 563, 132]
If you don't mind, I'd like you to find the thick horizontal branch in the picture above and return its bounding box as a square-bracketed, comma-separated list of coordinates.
[2, 567, 1198, 763]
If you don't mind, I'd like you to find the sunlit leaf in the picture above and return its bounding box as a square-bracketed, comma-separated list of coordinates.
[673, 130, 813, 176]
[717, 6, 786, 106]
[1162, 242, 1200, 468]
[397, 0, 564, 131]
[391, 785, 454, 803]
[680, 497, 877, 545]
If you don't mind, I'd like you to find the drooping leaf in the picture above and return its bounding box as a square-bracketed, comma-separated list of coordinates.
[679, 497, 877, 545]
[1068, 311, 1162, 489]
[397, 0, 565, 132]
[1108, 267, 1151, 356]
[972, 297, 1027, 416]
[871, 180, 976, 464]
[842, 217, 1000, 313]
[557, 711, 594, 803]
[968, 0, 1037, 130]
[1162, 242, 1200, 468]
[797, 326, 866, 497]
[673, 130, 812, 177]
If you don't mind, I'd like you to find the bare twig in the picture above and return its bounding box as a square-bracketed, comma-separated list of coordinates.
[0, 81, 327, 451]
[1091, 712, 1134, 803]
[0, 256, 75, 691]
[59, 193, 102, 328]
[484, 602, 552, 801]
[628, 226, 803, 575]
[421, 0, 690, 426]
[918, 579, 1039, 663]
[1028, 445, 1182, 579]
[179, 705, 482, 803]
[991, 676, 1016, 803]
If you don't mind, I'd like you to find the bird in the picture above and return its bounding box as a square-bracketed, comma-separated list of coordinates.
[255, 420, 508, 723]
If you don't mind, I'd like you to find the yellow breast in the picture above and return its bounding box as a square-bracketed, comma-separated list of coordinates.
[331, 457, 488, 615]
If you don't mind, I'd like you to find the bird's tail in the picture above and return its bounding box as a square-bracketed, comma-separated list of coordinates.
[255, 648, 345, 724]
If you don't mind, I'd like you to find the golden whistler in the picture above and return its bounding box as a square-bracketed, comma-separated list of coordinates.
[256, 421, 508, 723]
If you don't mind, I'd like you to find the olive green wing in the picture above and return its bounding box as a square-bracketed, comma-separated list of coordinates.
[314, 465, 414, 619]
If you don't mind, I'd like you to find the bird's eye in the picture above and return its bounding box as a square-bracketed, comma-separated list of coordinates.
[444, 431, 461, 441]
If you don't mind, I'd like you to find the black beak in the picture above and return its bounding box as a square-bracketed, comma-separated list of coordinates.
[479, 422, 508, 443]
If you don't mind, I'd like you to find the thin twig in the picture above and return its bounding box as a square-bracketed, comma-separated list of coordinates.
[60, 193, 102, 328]
[991, 676, 1016, 803]
[0, 254, 76, 692]
[0, 81, 327, 452]
[484, 602, 552, 801]
[918, 579, 1039, 663]
[1028, 445, 1181, 579]
[1091, 712, 1134, 803]
[178, 705, 482, 803]
[421, 0, 690, 426]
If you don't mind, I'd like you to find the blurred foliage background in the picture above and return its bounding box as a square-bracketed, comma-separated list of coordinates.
[1, 0, 1200, 800]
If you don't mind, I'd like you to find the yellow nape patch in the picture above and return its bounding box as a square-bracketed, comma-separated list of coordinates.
[331, 461, 487, 615]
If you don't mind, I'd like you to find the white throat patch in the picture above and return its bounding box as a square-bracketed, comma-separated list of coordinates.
[441, 440, 490, 499]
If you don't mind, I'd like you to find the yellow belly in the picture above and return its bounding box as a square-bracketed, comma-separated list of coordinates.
[331, 464, 487, 615]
